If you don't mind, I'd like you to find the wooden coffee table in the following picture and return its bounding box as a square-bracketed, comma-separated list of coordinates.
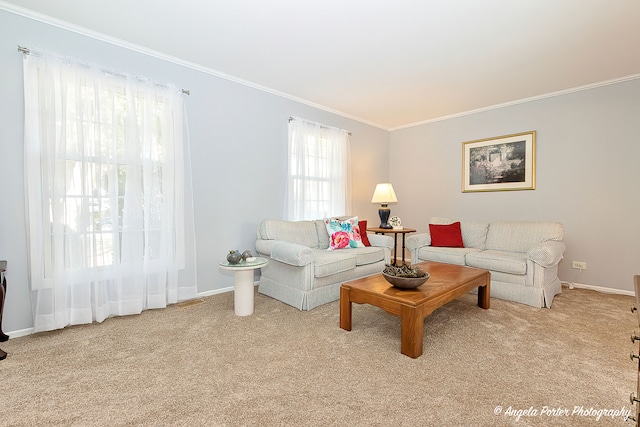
[340, 261, 490, 358]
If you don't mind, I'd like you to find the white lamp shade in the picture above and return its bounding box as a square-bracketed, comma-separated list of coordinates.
[371, 183, 398, 204]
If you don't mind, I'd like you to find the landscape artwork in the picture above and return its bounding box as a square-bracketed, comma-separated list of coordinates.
[462, 131, 536, 192]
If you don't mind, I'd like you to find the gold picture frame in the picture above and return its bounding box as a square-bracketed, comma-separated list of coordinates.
[462, 131, 536, 193]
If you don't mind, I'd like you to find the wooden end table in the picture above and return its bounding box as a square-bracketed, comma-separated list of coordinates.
[367, 227, 416, 266]
[340, 261, 490, 358]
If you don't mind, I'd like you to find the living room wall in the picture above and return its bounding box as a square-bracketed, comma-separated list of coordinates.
[0, 9, 389, 334]
[389, 78, 640, 294]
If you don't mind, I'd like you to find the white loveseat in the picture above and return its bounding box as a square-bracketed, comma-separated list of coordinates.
[255, 219, 393, 310]
[406, 217, 566, 308]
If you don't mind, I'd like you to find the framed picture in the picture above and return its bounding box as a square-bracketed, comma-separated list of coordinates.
[462, 131, 536, 193]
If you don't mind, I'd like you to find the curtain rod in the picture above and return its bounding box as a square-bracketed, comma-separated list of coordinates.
[289, 116, 352, 136]
[18, 45, 190, 95]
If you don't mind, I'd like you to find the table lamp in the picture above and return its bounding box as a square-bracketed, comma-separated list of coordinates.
[371, 183, 398, 229]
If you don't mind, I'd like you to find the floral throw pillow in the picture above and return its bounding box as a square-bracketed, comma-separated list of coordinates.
[324, 216, 365, 250]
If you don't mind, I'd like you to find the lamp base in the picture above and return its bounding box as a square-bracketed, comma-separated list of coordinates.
[378, 205, 393, 229]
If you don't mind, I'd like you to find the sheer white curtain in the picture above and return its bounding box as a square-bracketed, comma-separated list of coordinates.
[285, 117, 351, 221]
[23, 49, 197, 332]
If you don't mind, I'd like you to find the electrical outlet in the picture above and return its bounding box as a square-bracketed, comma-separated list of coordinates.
[572, 261, 587, 270]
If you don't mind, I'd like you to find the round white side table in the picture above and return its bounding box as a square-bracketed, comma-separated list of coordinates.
[219, 257, 268, 316]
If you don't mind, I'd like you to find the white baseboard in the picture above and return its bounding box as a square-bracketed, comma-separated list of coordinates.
[3, 283, 254, 340]
[562, 281, 634, 297]
[198, 281, 259, 297]
[5, 281, 626, 339]
[4, 327, 33, 339]
[197, 285, 235, 298]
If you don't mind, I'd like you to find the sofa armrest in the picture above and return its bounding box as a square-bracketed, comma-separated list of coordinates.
[527, 241, 566, 267]
[255, 239, 275, 257]
[406, 233, 431, 252]
[256, 240, 313, 267]
[366, 233, 394, 250]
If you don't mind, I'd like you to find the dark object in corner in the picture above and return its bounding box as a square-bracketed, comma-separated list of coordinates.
[0, 260, 8, 360]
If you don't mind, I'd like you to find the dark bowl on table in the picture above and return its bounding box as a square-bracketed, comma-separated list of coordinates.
[382, 271, 430, 289]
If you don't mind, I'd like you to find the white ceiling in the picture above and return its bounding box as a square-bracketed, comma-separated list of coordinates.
[3, 0, 640, 130]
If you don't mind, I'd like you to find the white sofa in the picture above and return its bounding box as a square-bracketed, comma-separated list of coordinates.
[255, 219, 393, 310]
[406, 217, 566, 308]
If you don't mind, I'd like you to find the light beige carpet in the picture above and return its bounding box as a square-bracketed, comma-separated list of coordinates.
[0, 286, 636, 426]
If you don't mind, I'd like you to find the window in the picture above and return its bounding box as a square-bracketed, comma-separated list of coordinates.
[45, 84, 155, 272]
[285, 117, 351, 221]
[23, 48, 197, 332]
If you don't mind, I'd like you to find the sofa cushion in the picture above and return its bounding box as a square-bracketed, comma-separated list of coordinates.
[312, 249, 357, 278]
[485, 222, 564, 253]
[461, 222, 490, 249]
[351, 246, 385, 266]
[417, 246, 481, 266]
[429, 222, 464, 247]
[324, 217, 365, 250]
[465, 250, 527, 275]
[259, 219, 319, 248]
[315, 220, 330, 249]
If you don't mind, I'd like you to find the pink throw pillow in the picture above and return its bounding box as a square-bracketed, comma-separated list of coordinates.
[324, 217, 365, 250]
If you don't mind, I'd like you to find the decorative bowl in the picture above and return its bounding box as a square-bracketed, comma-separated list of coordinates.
[382, 271, 430, 289]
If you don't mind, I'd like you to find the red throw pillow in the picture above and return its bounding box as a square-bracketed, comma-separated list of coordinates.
[358, 220, 371, 246]
[429, 222, 464, 248]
